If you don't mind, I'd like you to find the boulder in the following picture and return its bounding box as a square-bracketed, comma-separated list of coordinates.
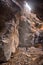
[19, 16, 32, 47]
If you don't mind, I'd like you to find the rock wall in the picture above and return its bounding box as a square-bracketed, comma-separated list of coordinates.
[0, 0, 20, 62]
[0, 18, 19, 62]
[19, 16, 33, 47]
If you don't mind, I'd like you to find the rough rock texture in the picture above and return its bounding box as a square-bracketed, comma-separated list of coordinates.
[32, 55, 43, 65]
[0, 0, 20, 62]
[0, 47, 43, 65]
[0, 0, 43, 63]
[19, 16, 33, 47]
[0, 18, 19, 62]
[16, 0, 43, 21]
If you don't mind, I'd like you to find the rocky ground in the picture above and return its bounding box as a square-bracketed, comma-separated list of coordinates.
[0, 47, 43, 65]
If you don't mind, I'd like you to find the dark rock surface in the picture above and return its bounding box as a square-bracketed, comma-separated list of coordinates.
[0, 0, 20, 62]
[19, 16, 33, 47]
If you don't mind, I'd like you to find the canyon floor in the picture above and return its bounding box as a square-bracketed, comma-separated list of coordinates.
[0, 47, 43, 65]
